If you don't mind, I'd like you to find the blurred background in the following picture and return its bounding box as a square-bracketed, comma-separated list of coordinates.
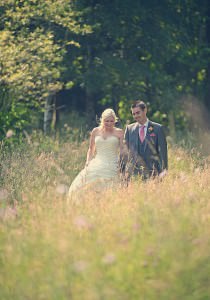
[0, 0, 210, 143]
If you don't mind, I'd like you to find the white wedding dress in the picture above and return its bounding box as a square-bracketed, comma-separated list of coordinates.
[68, 135, 120, 203]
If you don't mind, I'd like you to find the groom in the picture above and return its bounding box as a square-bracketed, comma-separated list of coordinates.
[124, 100, 168, 180]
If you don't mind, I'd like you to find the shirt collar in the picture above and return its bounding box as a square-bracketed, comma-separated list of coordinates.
[139, 119, 149, 128]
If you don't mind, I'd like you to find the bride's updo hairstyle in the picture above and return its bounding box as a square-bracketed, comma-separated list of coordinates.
[99, 108, 118, 128]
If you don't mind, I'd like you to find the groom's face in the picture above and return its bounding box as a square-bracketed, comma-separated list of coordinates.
[131, 106, 147, 124]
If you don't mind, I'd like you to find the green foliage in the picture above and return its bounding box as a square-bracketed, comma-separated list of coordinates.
[1, 28, 64, 97]
[0, 0, 91, 133]
[75, 0, 210, 129]
[0, 0, 210, 134]
[0, 104, 28, 140]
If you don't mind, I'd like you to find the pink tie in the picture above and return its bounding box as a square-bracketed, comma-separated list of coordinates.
[139, 125, 145, 143]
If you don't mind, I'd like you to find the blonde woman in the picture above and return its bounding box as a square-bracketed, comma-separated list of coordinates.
[68, 108, 124, 202]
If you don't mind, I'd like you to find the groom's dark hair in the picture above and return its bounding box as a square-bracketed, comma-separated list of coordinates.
[131, 100, 147, 111]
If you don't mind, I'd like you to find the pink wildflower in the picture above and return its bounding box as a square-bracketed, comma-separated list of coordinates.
[102, 253, 116, 265]
[6, 130, 14, 138]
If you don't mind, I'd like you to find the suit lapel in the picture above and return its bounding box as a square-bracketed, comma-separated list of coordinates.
[144, 121, 153, 151]
[146, 121, 153, 138]
[133, 122, 139, 151]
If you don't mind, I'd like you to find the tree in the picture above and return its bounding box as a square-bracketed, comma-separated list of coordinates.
[0, 0, 91, 134]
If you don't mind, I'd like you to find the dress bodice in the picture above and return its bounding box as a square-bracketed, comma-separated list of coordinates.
[95, 135, 119, 162]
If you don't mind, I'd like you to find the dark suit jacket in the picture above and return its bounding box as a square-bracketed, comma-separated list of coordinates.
[124, 120, 168, 177]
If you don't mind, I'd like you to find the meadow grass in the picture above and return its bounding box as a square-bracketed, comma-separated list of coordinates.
[0, 134, 210, 299]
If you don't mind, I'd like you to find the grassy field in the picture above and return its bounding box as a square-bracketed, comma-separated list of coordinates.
[0, 133, 210, 300]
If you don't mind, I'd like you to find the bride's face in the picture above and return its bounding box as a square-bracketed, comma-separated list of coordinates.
[103, 116, 115, 130]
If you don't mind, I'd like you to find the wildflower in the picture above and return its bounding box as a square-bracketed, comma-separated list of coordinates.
[3, 207, 18, 221]
[72, 260, 88, 273]
[146, 247, 155, 256]
[6, 129, 14, 138]
[142, 260, 148, 267]
[133, 222, 141, 232]
[0, 188, 9, 200]
[102, 253, 116, 265]
[0, 208, 5, 219]
[73, 215, 92, 230]
[55, 184, 68, 195]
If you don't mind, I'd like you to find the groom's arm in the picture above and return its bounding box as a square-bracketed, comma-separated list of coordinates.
[124, 125, 129, 148]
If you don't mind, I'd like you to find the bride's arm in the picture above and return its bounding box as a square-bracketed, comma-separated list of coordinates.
[85, 128, 96, 166]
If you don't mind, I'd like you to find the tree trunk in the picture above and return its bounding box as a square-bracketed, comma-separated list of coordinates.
[85, 43, 95, 125]
[85, 87, 95, 125]
[43, 94, 55, 134]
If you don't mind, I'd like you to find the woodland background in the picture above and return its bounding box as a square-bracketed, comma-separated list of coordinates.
[1, 0, 210, 140]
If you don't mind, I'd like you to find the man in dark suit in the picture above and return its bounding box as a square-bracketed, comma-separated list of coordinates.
[124, 100, 168, 180]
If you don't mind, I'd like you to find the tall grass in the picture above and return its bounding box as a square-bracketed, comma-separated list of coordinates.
[0, 132, 210, 299]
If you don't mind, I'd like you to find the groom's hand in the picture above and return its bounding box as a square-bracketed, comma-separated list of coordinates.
[158, 169, 167, 179]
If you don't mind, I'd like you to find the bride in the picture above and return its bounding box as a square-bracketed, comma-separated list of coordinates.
[68, 108, 124, 203]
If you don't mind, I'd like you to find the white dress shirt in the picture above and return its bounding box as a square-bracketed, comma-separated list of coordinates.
[139, 119, 149, 139]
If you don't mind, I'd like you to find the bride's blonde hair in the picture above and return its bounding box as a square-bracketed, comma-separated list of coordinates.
[99, 108, 118, 128]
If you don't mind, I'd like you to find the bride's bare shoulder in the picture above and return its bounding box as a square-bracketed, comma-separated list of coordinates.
[91, 127, 100, 136]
